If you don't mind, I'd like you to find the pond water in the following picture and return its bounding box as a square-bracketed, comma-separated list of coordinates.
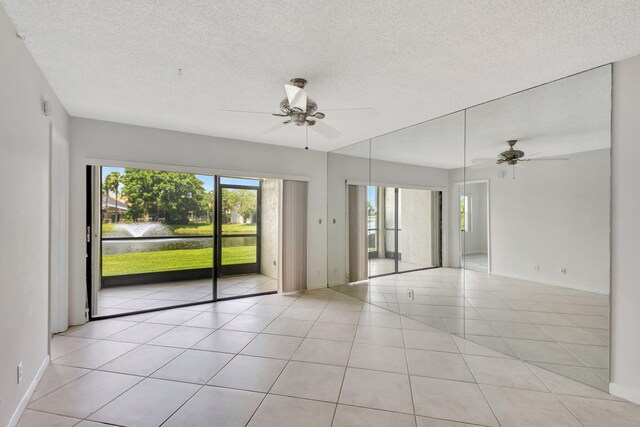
[102, 236, 255, 255]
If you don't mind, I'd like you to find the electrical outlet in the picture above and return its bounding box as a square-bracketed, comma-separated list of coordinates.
[561, 267, 567, 275]
[534, 265, 540, 272]
[273, 260, 276, 266]
[408, 289, 415, 301]
[17, 362, 23, 384]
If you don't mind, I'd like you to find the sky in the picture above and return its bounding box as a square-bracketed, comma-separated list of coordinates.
[101, 166, 259, 193]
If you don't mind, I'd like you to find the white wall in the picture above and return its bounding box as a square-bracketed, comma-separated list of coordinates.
[610, 53, 640, 405]
[463, 182, 488, 255]
[399, 189, 433, 266]
[450, 149, 610, 294]
[260, 179, 280, 280]
[327, 151, 451, 285]
[0, 5, 70, 425]
[69, 118, 327, 325]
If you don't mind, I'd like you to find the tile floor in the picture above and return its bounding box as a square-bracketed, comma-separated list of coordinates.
[96, 274, 277, 317]
[368, 258, 435, 277]
[21, 287, 635, 427]
[464, 253, 488, 273]
[333, 267, 610, 390]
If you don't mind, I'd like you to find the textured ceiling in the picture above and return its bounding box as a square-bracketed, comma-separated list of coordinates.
[3, 1, 639, 151]
[334, 65, 611, 169]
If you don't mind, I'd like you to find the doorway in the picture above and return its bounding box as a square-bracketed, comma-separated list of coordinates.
[459, 181, 490, 273]
[88, 166, 279, 319]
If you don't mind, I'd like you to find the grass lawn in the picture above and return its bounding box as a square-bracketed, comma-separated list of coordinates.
[102, 246, 256, 276]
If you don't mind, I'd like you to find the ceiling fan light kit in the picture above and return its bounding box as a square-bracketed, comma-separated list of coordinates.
[220, 77, 375, 148]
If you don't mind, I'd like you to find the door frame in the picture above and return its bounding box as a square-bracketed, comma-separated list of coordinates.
[216, 178, 262, 276]
[454, 179, 491, 273]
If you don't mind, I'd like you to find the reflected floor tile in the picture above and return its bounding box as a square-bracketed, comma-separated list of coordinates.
[164, 385, 264, 427]
[98, 344, 183, 376]
[28, 371, 142, 419]
[481, 384, 581, 426]
[87, 378, 199, 427]
[406, 349, 474, 382]
[209, 355, 286, 392]
[529, 362, 609, 390]
[463, 355, 547, 391]
[339, 367, 413, 414]
[333, 405, 416, 427]
[17, 409, 79, 427]
[271, 360, 345, 402]
[489, 321, 552, 341]
[504, 338, 584, 366]
[526, 363, 617, 400]
[403, 329, 458, 353]
[151, 349, 233, 384]
[464, 335, 517, 358]
[538, 325, 607, 345]
[452, 335, 512, 359]
[562, 342, 608, 369]
[410, 376, 498, 426]
[557, 394, 640, 427]
[248, 394, 335, 427]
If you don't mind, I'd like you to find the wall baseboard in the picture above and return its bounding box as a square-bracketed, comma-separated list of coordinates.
[7, 355, 49, 427]
[489, 270, 609, 295]
[609, 382, 640, 405]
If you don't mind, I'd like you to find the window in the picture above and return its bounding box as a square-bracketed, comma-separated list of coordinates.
[460, 195, 471, 232]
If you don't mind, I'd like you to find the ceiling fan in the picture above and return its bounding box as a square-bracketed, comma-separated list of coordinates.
[472, 139, 569, 167]
[219, 78, 375, 142]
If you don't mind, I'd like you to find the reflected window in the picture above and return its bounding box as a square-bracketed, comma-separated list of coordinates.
[460, 195, 471, 232]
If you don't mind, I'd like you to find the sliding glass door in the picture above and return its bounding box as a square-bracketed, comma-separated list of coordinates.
[217, 178, 260, 275]
[90, 167, 277, 319]
[368, 185, 443, 278]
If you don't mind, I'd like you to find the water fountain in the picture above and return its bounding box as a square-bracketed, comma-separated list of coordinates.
[114, 222, 169, 237]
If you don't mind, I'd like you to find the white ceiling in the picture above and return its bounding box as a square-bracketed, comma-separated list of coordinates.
[3, 1, 640, 151]
[335, 65, 611, 169]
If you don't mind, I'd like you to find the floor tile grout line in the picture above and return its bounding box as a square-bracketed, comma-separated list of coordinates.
[330, 292, 360, 426]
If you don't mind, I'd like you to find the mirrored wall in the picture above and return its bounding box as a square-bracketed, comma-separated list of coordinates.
[327, 64, 611, 391]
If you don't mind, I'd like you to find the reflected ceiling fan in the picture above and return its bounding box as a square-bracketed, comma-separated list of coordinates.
[472, 139, 569, 167]
[219, 78, 375, 143]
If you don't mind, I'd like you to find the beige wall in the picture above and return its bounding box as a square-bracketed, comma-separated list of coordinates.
[260, 179, 280, 280]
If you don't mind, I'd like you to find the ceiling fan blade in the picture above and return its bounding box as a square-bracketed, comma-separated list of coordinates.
[520, 158, 569, 161]
[219, 109, 274, 115]
[284, 84, 307, 112]
[471, 158, 499, 164]
[310, 121, 341, 139]
[322, 107, 377, 112]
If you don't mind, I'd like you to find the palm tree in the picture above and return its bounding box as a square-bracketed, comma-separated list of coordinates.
[104, 172, 122, 223]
